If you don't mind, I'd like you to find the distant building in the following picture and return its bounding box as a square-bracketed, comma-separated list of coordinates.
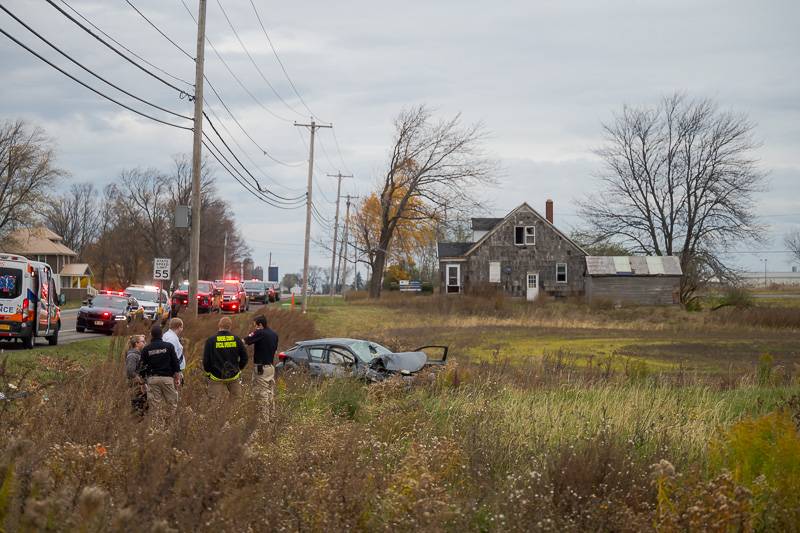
[437, 201, 682, 305]
[59, 262, 95, 301]
[3, 227, 77, 273]
[741, 269, 800, 287]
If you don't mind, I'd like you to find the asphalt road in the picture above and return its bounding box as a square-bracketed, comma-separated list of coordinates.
[0, 302, 272, 351]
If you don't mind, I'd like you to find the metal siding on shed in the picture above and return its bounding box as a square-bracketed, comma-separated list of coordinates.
[586, 256, 615, 275]
[646, 256, 665, 275]
[630, 256, 649, 275]
[662, 256, 683, 275]
[613, 256, 632, 273]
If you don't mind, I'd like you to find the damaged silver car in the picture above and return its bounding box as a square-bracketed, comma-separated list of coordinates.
[275, 338, 448, 382]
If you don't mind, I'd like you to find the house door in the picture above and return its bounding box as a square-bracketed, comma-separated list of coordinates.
[446, 264, 461, 294]
[526, 272, 539, 301]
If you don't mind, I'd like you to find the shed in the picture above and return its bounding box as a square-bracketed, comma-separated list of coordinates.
[585, 256, 682, 305]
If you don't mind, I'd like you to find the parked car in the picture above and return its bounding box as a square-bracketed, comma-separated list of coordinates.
[125, 284, 171, 322]
[275, 338, 448, 382]
[243, 280, 268, 304]
[171, 280, 220, 315]
[220, 280, 248, 313]
[76, 291, 144, 334]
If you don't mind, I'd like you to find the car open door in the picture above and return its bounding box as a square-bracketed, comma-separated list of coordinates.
[413, 345, 449, 364]
[35, 265, 52, 337]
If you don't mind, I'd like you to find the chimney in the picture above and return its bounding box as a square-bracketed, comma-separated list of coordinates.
[545, 199, 554, 224]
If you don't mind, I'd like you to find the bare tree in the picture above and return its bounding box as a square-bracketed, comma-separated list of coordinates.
[787, 230, 800, 264]
[366, 105, 494, 297]
[579, 94, 765, 304]
[42, 182, 100, 257]
[0, 120, 63, 239]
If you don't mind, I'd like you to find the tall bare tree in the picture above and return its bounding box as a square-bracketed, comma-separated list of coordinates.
[786, 230, 800, 264]
[579, 94, 765, 304]
[0, 120, 63, 239]
[366, 105, 494, 297]
[42, 182, 100, 257]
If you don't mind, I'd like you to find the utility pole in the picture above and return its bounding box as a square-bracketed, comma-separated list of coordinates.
[221, 231, 228, 278]
[188, 0, 207, 318]
[327, 172, 352, 296]
[295, 119, 331, 313]
[337, 194, 358, 291]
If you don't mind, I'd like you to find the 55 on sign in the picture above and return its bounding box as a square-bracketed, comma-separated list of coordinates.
[153, 258, 171, 281]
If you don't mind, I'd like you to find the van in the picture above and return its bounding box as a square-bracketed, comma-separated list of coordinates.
[0, 253, 64, 348]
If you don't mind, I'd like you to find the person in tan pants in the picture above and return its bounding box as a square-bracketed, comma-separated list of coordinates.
[139, 325, 180, 421]
[245, 315, 279, 419]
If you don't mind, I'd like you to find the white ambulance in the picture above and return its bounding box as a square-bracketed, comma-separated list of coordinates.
[0, 253, 64, 348]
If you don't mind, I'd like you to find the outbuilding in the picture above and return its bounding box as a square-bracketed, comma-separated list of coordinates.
[584, 256, 682, 305]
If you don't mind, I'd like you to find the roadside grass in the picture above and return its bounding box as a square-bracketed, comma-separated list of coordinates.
[1, 336, 112, 382]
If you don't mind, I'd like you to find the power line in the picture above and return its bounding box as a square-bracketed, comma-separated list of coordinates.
[0, 5, 192, 121]
[331, 126, 352, 175]
[246, 0, 318, 120]
[122, 0, 194, 60]
[203, 112, 306, 202]
[43, 0, 192, 98]
[177, 0, 294, 124]
[58, 0, 193, 87]
[214, 0, 302, 118]
[0, 25, 192, 130]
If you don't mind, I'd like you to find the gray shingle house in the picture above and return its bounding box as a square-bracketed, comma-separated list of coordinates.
[437, 202, 587, 300]
[437, 202, 683, 304]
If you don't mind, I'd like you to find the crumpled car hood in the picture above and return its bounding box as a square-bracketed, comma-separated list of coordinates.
[371, 351, 428, 373]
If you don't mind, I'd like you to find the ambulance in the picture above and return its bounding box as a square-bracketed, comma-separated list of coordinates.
[0, 253, 64, 348]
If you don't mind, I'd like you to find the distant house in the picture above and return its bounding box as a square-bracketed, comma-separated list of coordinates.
[437, 201, 683, 305]
[4, 227, 77, 273]
[59, 262, 95, 301]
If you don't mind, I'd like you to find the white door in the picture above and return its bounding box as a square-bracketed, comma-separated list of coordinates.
[526, 272, 539, 301]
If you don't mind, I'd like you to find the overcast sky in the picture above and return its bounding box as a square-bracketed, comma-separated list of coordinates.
[1, 0, 798, 277]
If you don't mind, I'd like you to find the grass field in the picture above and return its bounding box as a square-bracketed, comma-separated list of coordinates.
[1, 295, 799, 531]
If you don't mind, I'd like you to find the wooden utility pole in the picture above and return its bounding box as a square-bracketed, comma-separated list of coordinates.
[327, 172, 352, 296]
[295, 120, 331, 313]
[221, 231, 227, 278]
[188, 0, 207, 318]
[336, 194, 358, 291]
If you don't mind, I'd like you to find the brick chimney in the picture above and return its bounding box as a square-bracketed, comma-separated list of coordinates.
[545, 199, 554, 224]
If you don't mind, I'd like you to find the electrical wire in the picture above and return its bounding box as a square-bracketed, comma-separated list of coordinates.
[214, 0, 302, 117]
[43, 0, 192, 98]
[177, 0, 293, 124]
[202, 138, 306, 210]
[58, 0, 193, 87]
[331, 126, 352, 175]
[0, 26, 192, 130]
[122, 0, 194, 60]
[203, 112, 306, 202]
[247, 0, 319, 121]
[316, 135, 340, 175]
[0, 6, 192, 121]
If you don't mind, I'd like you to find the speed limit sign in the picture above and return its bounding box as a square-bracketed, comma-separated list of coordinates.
[153, 258, 171, 280]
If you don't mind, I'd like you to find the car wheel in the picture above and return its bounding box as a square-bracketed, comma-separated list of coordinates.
[76, 326, 85, 333]
[47, 324, 60, 346]
[21, 333, 34, 349]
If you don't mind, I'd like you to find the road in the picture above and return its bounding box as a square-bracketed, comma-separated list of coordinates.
[0, 302, 271, 351]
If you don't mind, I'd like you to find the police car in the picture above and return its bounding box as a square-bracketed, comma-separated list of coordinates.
[76, 291, 144, 334]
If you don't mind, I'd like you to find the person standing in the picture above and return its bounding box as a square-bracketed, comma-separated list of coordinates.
[245, 315, 279, 419]
[139, 325, 180, 420]
[125, 334, 147, 416]
[163, 317, 185, 385]
[203, 316, 248, 400]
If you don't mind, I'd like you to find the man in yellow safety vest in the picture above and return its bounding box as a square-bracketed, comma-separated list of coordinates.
[202, 316, 248, 400]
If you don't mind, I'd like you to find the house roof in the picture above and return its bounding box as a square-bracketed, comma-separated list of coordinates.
[438, 242, 474, 258]
[465, 203, 587, 257]
[585, 256, 683, 276]
[60, 263, 93, 276]
[471, 218, 503, 231]
[5, 227, 77, 257]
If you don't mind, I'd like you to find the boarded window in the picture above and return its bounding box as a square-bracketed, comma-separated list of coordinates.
[489, 262, 501, 283]
[556, 263, 567, 283]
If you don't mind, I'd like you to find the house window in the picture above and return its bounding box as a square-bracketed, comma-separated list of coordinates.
[446, 264, 461, 294]
[515, 226, 535, 246]
[556, 263, 567, 283]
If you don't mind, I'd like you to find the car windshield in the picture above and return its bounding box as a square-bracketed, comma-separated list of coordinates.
[0, 268, 23, 299]
[347, 341, 393, 363]
[224, 284, 239, 294]
[126, 288, 158, 302]
[243, 282, 264, 290]
[178, 282, 212, 292]
[91, 295, 128, 309]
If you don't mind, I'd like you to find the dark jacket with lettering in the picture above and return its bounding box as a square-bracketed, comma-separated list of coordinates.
[139, 339, 180, 378]
[203, 330, 248, 380]
[245, 327, 279, 365]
